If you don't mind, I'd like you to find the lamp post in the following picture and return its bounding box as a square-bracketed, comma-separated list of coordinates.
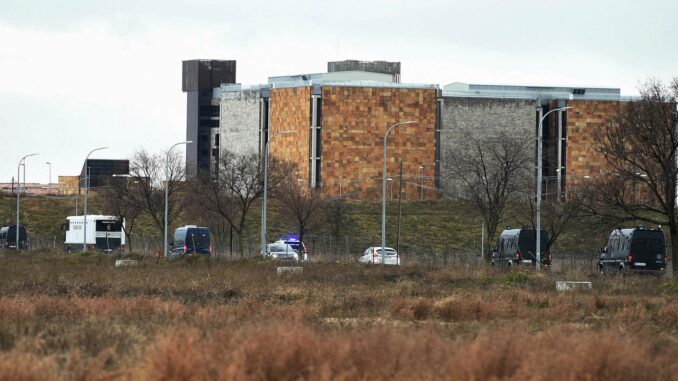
[536, 107, 571, 270]
[16, 153, 38, 250]
[164, 141, 192, 258]
[387, 177, 393, 200]
[83, 147, 108, 252]
[260, 130, 294, 255]
[46, 162, 52, 185]
[381, 121, 416, 263]
[75, 174, 90, 215]
[419, 164, 425, 201]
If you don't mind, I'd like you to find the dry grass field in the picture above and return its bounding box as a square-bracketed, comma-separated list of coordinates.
[0, 251, 677, 380]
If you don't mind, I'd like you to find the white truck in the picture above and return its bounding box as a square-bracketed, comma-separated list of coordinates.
[64, 215, 125, 252]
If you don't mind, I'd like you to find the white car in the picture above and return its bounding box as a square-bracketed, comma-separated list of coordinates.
[359, 246, 400, 265]
[261, 242, 299, 261]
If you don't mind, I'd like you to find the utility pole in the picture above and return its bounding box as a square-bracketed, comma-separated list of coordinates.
[396, 160, 403, 253]
[16, 153, 39, 250]
[536, 106, 572, 270]
[10, 177, 14, 223]
[420, 164, 425, 201]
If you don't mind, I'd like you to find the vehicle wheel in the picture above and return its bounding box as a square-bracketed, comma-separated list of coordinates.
[618, 264, 625, 274]
[598, 263, 604, 275]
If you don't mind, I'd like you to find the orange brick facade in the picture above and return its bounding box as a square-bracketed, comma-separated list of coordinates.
[269, 87, 312, 183]
[565, 100, 621, 183]
[268, 85, 438, 200]
[264, 85, 623, 200]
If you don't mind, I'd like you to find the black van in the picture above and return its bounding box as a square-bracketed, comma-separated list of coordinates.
[598, 227, 667, 274]
[170, 225, 211, 257]
[491, 228, 551, 268]
[0, 225, 28, 249]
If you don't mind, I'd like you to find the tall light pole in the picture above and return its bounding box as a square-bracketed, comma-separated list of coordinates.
[536, 106, 571, 270]
[261, 130, 294, 255]
[382, 121, 417, 262]
[16, 153, 38, 250]
[419, 164, 425, 201]
[83, 147, 108, 252]
[164, 141, 192, 258]
[46, 162, 52, 184]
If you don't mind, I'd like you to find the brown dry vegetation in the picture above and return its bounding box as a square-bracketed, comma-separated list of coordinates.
[0, 251, 677, 380]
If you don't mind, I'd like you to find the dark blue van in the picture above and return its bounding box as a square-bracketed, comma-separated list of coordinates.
[0, 225, 28, 249]
[598, 227, 667, 274]
[171, 225, 211, 257]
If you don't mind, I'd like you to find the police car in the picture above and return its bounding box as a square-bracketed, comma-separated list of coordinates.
[275, 235, 309, 261]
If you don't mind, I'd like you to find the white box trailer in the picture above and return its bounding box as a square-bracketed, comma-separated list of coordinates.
[64, 215, 125, 252]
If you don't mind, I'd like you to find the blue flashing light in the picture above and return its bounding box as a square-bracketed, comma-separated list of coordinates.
[280, 234, 300, 242]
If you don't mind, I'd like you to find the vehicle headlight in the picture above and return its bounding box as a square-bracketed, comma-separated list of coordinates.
[271, 253, 278, 259]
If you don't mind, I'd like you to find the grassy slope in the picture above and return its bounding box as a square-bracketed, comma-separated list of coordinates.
[0, 194, 609, 257]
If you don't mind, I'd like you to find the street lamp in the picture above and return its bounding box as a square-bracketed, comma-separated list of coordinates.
[381, 121, 417, 263]
[419, 165, 425, 201]
[83, 146, 108, 252]
[164, 141, 192, 258]
[387, 177, 393, 200]
[16, 153, 38, 250]
[46, 162, 52, 185]
[536, 106, 572, 270]
[261, 130, 294, 255]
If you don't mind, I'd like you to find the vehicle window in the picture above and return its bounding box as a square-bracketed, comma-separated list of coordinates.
[187, 229, 210, 247]
[376, 248, 397, 255]
[271, 244, 287, 252]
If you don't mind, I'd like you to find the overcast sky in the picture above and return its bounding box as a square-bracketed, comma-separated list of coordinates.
[1, 0, 676, 183]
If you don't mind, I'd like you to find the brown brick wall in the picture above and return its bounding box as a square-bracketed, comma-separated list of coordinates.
[58, 176, 80, 195]
[565, 99, 621, 181]
[269, 87, 311, 181]
[320, 86, 438, 200]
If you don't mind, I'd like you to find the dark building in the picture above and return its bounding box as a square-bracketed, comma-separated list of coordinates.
[182, 59, 236, 179]
[328, 60, 401, 83]
[79, 159, 129, 189]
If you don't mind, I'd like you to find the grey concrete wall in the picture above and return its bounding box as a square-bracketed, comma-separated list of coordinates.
[218, 90, 261, 157]
[440, 97, 537, 196]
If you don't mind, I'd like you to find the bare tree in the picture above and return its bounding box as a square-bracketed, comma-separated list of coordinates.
[102, 178, 141, 252]
[322, 196, 353, 238]
[191, 149, 291, 256]
[118, 149, 186, 242]
[515, 182, 585, 252]
[277, 180, 323, 247]
[445, 129, 532, 261]
[584, 78, 678, 273]
[182, 186, 230, 256]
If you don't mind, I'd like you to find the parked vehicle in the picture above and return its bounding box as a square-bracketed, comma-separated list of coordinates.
[275, 234, 308, 260]
[598, 226, 667, 274]
[171, 225, 211, 257]
[0, 225, 28, 249]
[491, 228, 551, 268]
[261, 242, 299, 261]
[64, 215, 125, 252]
[359, 246, 400, 265]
